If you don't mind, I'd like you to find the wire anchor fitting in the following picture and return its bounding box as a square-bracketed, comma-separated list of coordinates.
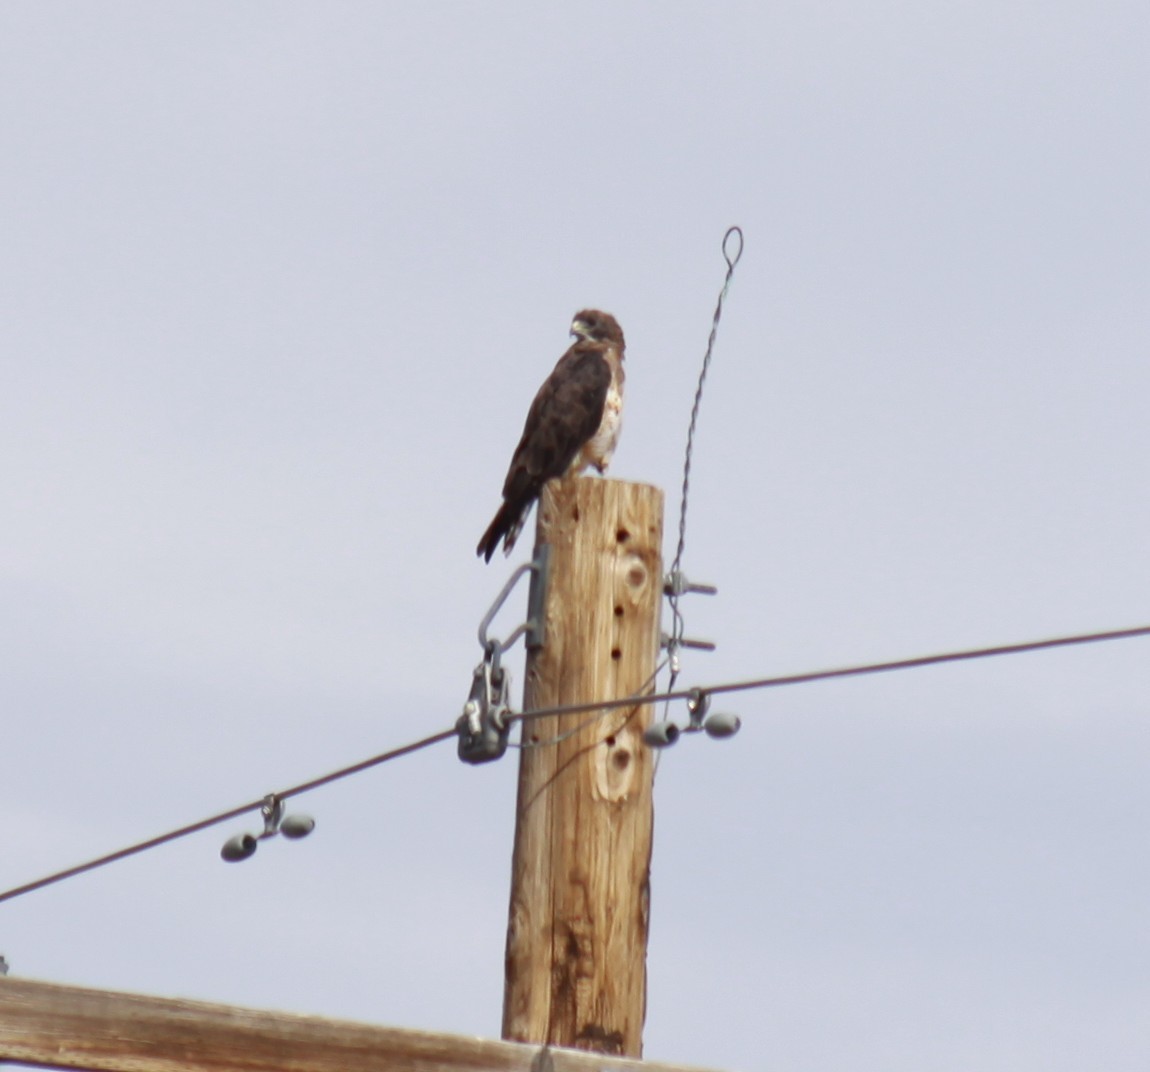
[220, 793, 315, 863]
[664, 570, 718, 599]
[457, 640, 513, 764]
[662, 570, 718, 670]
[460, 544, 551, 764]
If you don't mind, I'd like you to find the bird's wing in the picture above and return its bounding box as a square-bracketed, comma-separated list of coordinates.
[500, 344, 612, 501]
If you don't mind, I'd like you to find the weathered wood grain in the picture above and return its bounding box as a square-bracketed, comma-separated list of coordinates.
[503, 477, 664, 1058]
[0, 976, 715, 1072]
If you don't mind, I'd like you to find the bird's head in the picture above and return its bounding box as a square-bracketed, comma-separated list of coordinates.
[571, 309, 625, 350]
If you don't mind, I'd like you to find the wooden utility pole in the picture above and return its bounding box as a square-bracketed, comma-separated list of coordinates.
[502, 476, 664, 1058]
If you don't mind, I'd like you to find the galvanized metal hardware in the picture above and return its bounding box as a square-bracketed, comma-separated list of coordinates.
[663, 570, 718, 598]
[661, 631, 717, 653]
[220, 793, 315, 863]
[457, 640, 513, 765]
[460, 545, 552, 764]
[640, 687, 742, 751]
[477, 544, 550, 655]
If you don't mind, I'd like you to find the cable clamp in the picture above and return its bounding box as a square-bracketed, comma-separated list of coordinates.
[685, 687, 711, 729]
[457, 640, 513, 764]
[259, 794, 285, 838]
[663, 570, 718, 598]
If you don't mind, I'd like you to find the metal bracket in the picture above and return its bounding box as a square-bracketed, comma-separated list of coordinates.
[478, 544, 551, 655]
[663, 570, 718, 598]
[663, 569, 718, 672]
[524, 543, 550, 651]
[660, 631, 717, 653]
[461, 547, 551, 766]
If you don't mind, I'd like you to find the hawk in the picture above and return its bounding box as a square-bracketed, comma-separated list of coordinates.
[477, 309, 626, 561]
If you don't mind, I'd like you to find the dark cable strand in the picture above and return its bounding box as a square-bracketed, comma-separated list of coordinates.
[3, 621, 1148, 906]
[0, 727, 456, 905]
[512, 658, 669, 750]
[665, 226, 744, 704]
[670, 226, 745, 591]
[516, 622, 1150, 724]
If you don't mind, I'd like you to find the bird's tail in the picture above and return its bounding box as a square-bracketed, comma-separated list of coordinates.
[477, 500, 529, 562]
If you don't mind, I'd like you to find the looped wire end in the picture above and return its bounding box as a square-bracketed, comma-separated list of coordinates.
[723, 225, 744, 270]
[664, 225, 745, 707]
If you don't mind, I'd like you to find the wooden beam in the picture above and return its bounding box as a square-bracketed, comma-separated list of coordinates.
[503, 477, 664, 1057]
[0, 977, 716, 1072]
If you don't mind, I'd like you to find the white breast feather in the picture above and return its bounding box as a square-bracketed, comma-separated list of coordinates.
[581, 383, 623, 474]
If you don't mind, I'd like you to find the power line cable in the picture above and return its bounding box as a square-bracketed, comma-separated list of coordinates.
[513, 657, 670, 750]
[3, 622, 1148, 906]
[0, 727, 455, 906]
[514, 622, 1150, 723]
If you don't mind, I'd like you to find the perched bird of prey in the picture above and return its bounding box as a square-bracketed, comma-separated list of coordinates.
[477, 309, 626, 562]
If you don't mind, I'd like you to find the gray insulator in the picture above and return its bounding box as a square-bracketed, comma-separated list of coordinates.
[280, 814, 316, 840]
[642, 721, 681, 748]
[703, 712, 742, 739]
[221, 833, 258, 862]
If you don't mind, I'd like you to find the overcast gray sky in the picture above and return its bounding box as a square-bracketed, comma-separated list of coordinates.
[2, 4, 1148, 1070]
